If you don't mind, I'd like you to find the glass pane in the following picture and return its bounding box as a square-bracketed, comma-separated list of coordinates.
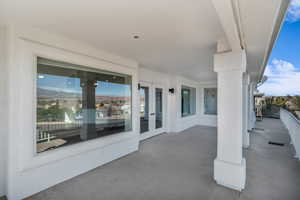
[155, 88, 163, 129]
[140, 86, 149, 133]
[36, 57, 132, 153]
[204, 88, 217, 115]
[181, 85, 196, 117]
[182, 89, 190, 116]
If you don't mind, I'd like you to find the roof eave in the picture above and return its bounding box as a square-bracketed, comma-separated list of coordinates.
[257, 0, 291, 84]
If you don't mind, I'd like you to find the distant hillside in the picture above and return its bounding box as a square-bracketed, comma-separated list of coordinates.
[37, 88, 131, 101]
[37, 88, 81, 99]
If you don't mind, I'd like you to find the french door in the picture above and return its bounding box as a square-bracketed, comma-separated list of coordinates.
[139, 82, 165, 140]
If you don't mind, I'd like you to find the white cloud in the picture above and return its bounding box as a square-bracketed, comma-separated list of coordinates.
[258, 59, 300, 96]
[286, 0, 300, 22]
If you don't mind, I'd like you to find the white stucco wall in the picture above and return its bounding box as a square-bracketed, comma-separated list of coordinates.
[0, 27, 8, 198]
[5, 26, 140, 200]
[138, 68, 171, 85]
[168, 76, 201, 132]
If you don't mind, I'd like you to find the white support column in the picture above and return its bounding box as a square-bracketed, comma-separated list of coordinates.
[243, 73, 250, 148]
[248, 82, 256, 130]
[213, 50, 246, 191]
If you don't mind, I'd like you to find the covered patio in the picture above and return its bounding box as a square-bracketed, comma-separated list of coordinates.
[0, 0, 294, 199]
[26, 118, 300, 200]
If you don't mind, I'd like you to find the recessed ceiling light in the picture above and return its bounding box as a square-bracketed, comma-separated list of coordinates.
[133, 35, 139, 39]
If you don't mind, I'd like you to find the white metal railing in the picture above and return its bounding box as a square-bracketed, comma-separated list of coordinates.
[37, 131, 56, 142]
[280, 108, 300, 159]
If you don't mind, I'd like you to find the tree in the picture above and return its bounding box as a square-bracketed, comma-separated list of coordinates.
[293, 95, 300, 110]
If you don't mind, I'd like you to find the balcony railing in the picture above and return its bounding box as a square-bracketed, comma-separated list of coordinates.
[37, 119, 127, 142]
[280, 108, 300, 159]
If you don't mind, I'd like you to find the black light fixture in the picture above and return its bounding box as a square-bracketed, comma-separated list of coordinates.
[169, 88, 175, 94]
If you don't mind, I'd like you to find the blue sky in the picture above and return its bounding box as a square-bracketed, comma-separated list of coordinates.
[38, 74, 131, 97]
[258, 0, 300, 96]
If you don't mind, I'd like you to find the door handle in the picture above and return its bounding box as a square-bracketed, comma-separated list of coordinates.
[150, 113, 155, 116]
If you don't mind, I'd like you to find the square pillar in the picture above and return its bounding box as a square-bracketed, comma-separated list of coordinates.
[80, 72, 97, 140]
[248, 82, 256, 130]
[213, 50, 246, 191]
[243, 73, 250, 148]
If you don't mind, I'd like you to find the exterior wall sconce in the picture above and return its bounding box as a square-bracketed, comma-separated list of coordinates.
[169, 88, 175, 94]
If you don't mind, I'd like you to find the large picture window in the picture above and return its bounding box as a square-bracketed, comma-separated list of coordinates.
[204, 88, 217, 115]
[181, 85, 196, 117]
[36, 57, 132, 153]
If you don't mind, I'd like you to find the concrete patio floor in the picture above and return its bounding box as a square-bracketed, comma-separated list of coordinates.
[26, 118, 300, 200]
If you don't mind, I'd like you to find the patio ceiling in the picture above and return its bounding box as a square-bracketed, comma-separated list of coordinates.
[0, 0, 288, 82]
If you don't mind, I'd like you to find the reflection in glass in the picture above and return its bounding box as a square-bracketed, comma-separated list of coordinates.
[181, 85, 196, 117]
[204, 88, 217, 115]
[140, 86, 149, 133]
[182, 88, 191, 116]
[155, 88, 163, 129]
[36, 57, 132, 153]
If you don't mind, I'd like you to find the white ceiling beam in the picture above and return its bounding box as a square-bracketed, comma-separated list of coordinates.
[212, 0, 242, 52]
[216, 38, 231, 53]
